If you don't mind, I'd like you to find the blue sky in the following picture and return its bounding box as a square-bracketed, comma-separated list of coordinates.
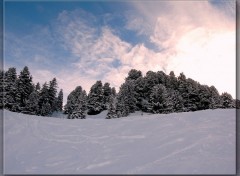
[4, 0, 236, 103]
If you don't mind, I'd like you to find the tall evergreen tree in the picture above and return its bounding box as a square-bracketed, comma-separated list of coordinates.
[4, 67, 18, 111]
[102, 82, 112, 110]
[0, 70, 4, 109]
[38, 82, 49, 115]
[221, 92, 234, 108]
[106, 95, 117, 119]
[48, 78, 58, 112]
[149, 84, 172, 114]
[56, 89, 63, 111]
[64, 86, 87, 116]
[23, 90, 40, 115]
[16, 66, 34, 112]
[87, 81, 104, 115]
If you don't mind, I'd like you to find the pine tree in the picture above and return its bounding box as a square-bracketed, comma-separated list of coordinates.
[149, 84, 172, 114]
[48, 78, 58, 112]
[38, 82, 50, 115]
[69, 104, 86, 119]
[209, 86, 221, 109]
[64, 86, 87, 116]
[16, 66, 34, 112]
[87, 81, 104, 115]
[0, 70, 4, 109]
[4, 67, 18, 111]
[40, 102, 51, 116]
[111, 87, 116, 97]
[35, 82, 41, 92]
[221, 92, 234, 108]
[23, 90, 40, 115]
[106, 95, 117, 119]
[102, 82, 112, 110]
[56, 89, 63, 111]
[126, 69, 142, 81]
[115, 80, 137, 117]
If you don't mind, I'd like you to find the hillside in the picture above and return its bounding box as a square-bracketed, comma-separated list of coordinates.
[4, 109, 236, 174]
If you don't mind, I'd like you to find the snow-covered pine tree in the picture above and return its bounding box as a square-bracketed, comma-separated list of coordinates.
[16, 66, 34, 112]
[102, 82, 112, 110]
[106, 95, 117, 119]
[4, 67, 18, 111]
[35, 82, 41, 92]
[149, 84, 172, 114]
[23, 90, 40, 115]
[0, 70, 4, 109]
[198, 84, 211, 110]
[38, 82, 50, 115]
[56, 89, 63, 111]
[69, 104, 86, 119]
[48, 78, 58, 112]
[111, 87, 116, 97]
[169, 90, 184, 112]
[221, 92, 234, 108]
[40, 101, 51, 116]
[115, 80, 137, 117]
[126, 69, 142, 81]
[209, 86, 222, 109]
[64, 86, 86, 115]
[87, 81, 104, 115]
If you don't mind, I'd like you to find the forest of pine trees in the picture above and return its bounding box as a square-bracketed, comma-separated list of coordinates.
[0, 67, 239, 119]
[0, 66, 63, 116]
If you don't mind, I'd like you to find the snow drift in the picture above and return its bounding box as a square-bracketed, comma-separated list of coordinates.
[3, 109, 236, 174]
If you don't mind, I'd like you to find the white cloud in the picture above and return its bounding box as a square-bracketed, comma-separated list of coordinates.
[127, 1, 236, 98]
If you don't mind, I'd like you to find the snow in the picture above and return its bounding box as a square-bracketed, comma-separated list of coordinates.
[3, 109, 236, 174]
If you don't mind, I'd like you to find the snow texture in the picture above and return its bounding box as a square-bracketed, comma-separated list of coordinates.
[3, 109, 236, 174]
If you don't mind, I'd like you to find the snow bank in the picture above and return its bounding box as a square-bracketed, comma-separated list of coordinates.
[3, 109, 236, 174]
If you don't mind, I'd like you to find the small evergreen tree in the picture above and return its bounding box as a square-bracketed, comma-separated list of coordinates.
[40, 102, 51, 116]
[69, 104, 86, 119]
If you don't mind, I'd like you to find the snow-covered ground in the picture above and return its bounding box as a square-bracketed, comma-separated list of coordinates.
[3, 109, 236, 174]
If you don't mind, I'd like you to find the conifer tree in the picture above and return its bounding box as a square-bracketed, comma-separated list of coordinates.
[106, 95, 117, 119]
[87, 81, 104, 115]
[149, 84, 172, 114]
[48, 78, 58, 112]
[56, 89, 63, 111]
[4, 67, 18, 111]
[102, 82, 112, 110]
[0, 70, 4, 109]
[16, 66, 34, 112]
[221, 92, 234, 108]
[24, 90, 40, 115]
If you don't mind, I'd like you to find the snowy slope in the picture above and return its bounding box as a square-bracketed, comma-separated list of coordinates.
[3, 109, 236, 174]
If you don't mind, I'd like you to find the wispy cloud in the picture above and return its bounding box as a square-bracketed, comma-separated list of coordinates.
[5, 1, 236, 104]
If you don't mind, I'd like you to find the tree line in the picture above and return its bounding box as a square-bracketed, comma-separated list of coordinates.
[1, 67, 238, 119]
[0, 66, 63, 116]
[65, 69, 238, 119]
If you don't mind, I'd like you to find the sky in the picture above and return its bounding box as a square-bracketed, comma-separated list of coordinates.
[4, 0, 236, 104]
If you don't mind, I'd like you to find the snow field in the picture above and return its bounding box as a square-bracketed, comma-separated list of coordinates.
[3, 109, 236, 174]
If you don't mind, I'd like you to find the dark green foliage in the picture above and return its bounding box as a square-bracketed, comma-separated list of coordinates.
[56, 89, 63, 111]
[64, 86, 87, 116]
[106, 96, 117, 119]
[23, 90, 40, 115]
[4, 68, 18, 111]
[0, 70, 4, 109]
[16, 66, 34, 111]
[87, 81, 104, 115]
[221, 92, 234, 108]
[102, 82, 112, 110]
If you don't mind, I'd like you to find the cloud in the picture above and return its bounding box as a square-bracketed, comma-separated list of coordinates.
[127, 1, 236, 97]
